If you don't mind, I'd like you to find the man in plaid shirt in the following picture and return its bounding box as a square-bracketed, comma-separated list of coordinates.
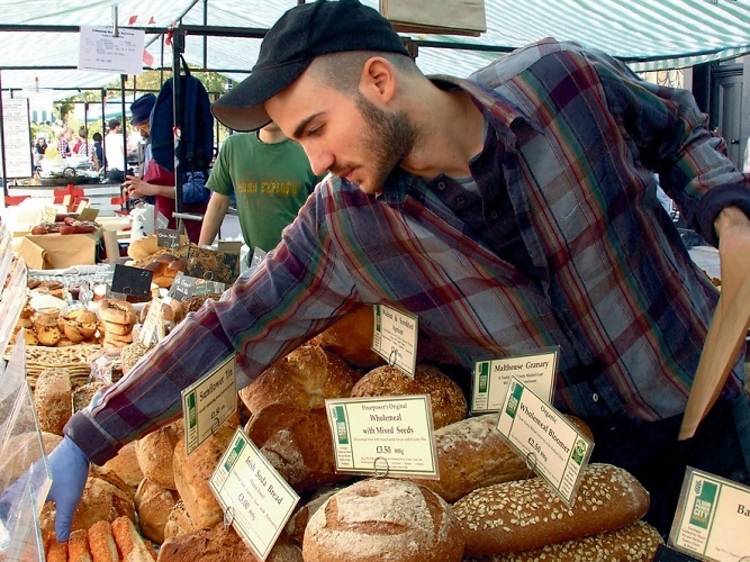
[34, 0, 750, 541]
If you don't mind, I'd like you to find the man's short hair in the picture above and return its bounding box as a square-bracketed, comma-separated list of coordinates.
[107, 119, 120, 130]
[312, 50, 419, 93]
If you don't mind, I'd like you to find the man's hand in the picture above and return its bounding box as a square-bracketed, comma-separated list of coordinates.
[45, 437, 89, 541]
[123, 175, 157, 198]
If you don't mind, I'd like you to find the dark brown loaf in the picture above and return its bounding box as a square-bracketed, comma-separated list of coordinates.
[302, 478, 464, 562]
[412, 414, 593, 502]
[467, 520, 663, 562]
[239, 344, 358, 415]
[453, 463, 650, 556]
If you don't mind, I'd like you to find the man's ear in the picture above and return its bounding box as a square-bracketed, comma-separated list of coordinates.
[359, 57, 397, 105]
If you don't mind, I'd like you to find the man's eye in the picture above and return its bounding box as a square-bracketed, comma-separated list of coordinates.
[307, 125, 324, 136]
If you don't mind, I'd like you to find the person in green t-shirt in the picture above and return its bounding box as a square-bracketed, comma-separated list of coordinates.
[199, 122, 320, 252]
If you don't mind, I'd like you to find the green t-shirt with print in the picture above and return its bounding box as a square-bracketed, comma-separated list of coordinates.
[206, 132, 320, 251]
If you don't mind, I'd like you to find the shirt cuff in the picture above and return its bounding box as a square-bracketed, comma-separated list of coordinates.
[63, 411, 121, 466]
[694, 183, 750, 246]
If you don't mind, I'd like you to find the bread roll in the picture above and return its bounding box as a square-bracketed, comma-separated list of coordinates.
[87, 520, 119, 562]
[34, 368, 72, 435]
[102, 442, 143, 490]
[303, 478, 464, 562]
[453, 463, 650, 556]
[285, 488, 340, 545]
[351, 364, 467, 429]
[99, 299, 137, 326]
[411, 414, 592, 502]
[309, 306, 383, 368]
[172, 420, 236, 529]
[111, 516, 156, 561]
[68, 528, 93, 562]
[136, 420, 182, 490]
[467, 519, 663, 561]
[239, 344, 358, 415]
[163, 500, 196, 541]
[135, 478, 177, 544]
[244, 404, 348, 492]
[128, 235, 159, 261]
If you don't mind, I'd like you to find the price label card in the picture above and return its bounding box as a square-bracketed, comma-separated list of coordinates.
[78, 26, 145, 75]
[111, 264, 153, 297]
[156, 228, 181, 249]
[78, 207, 99, 222]
[168, 271, 225, 301]
[497, 377, 593, 506]
[371, 304, 418, 377]
[325, 395, 438, 479]
[472, 349, 558, 413]
[41, 207, 57, 224]
[181, 355, 238, 456]
[669, 468, 750, 561]
[217, 240, 243, 254]
[210, 429, 299, 561]
[139, 298, 165, 346]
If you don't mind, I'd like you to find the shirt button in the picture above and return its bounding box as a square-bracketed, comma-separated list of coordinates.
[489, 210, 499, 220]
[592, 393, 599, 403]
[437, 181, 446, 191]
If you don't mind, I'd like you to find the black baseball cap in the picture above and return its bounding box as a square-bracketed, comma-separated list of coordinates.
[212, 0, 409, 131]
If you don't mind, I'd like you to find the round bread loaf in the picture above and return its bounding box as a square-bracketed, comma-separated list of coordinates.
[309, 306, 384, 368]
[163, 500, 196, 540]
[135, 478, 177, 543]
[351, 364, 467, 429]
[136, 420, 182, 489]
[467, 520, 663, 562]
[99, 299, 137, 325]
[453, 463, 650, 556]
[239, 344, 358, 415]
[303, 478, 464, 562]
[120, 341, 152, 375]
[101, 441, 143, 489]
[285, 487, 341, 545]
[33, 368, 72, 435]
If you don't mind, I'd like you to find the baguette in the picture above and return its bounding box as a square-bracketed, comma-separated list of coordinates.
[68, 529, 93, 562]
[111, 516, 155, 561]
[87, 520, 120, 562]
[454, 463, 649, 556]
[467, 520, 663, 561]
[47, 539, 68, 562]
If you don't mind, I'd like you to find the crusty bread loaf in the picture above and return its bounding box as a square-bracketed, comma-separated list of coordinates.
[453, 463, 650, 556]
[157, 523, 299, 562]
[244, 404, 348, 492]
[239, 344, 359, 415]
[111, 516, 156, 561]
[68, 528, 93, 562]
[172, 419, 237, 529]
[135, 478, 177, 543]
[34, 368, 72, 435]
[68, 475, 135, 532]
[73, 381, 106, 413]
[308, 306, 383, 368]
[285, 488, 341, 545]
[467, 520, 663, 561]
[102, 442, 143, 490]
[411, 414, 593, 502]
[87, 520, 119, 562]
[351, 364, 467, 429]
[136, 420, 182, 490]
[47, 539, 68, 562]
[162, 500, 196, 541]
[303, 478, 464, 562]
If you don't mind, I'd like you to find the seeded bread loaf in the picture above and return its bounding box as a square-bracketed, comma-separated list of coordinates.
[67, 528, 93, 562]
[34, 368, 72, 435]
[351, 364, 467, 429]
[303, 478, 464, 562]
[87, 520, 119, 562]
[466, 520, 663, 562]
[136, 420, 182, 490]
[412, 414, 593, 502]
[453, 463, 650, 556]
[162, 500, 196, 541]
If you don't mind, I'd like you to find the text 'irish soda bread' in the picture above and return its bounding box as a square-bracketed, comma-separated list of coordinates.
[453, 463, 650, 556]
[303, 478, 464, 562]
[466, 520, 663, 561]
[351, 364, 467, 429]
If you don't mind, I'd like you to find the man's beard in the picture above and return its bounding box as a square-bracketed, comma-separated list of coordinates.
[354, 94, 417, 191]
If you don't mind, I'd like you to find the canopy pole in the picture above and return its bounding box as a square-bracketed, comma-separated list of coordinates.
[0, 70, 8, 198]
[120, 74, 128, 178]
[172, 28, 185, 226]
[203, 0, 208, 69]
[101, 89, 107, 176]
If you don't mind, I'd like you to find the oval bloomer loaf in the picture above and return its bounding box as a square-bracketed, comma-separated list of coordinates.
[453, 463, 650, 556]
[303, 478, 464, 562]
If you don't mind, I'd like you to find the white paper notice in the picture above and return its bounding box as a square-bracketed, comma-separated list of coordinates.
[472, 349, 558, 413]
[181, 355, 238, 456]
[325, 395, 438, 479]
[78, 26, 145, 75]
[371, 304, 418, 377]
[669, 468, 750, 561]
[1, 99, 32, 179]
[210, 429, 299, 561]
[497, 377, 593, 506]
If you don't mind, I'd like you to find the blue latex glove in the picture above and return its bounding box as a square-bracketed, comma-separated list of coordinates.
[46, 437, 89, 541]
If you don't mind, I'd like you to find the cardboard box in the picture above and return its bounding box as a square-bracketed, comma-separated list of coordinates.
[13, 231, 100, 269]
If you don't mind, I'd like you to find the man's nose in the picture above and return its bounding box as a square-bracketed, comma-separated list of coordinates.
[304, 145, 334, 176]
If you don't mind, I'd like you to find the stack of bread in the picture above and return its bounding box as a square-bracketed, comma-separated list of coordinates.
[15, 308, 102, 347]
[99, 299, 137, 350]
